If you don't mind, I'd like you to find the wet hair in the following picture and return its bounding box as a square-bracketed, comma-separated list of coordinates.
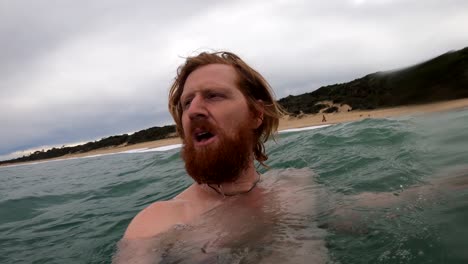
[168, 51, 285, 166]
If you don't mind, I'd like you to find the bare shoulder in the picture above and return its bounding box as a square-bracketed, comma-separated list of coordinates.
[124, 199, 189, 239]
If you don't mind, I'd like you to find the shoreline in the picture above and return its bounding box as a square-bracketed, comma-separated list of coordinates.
[2, 98, 468, 167]
[279, 97, 468, 130]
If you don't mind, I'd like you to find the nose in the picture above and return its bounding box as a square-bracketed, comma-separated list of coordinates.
[185, 95, 208, 120]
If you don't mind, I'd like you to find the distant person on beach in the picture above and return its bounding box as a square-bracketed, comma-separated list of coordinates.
[322, 114, 327, 122]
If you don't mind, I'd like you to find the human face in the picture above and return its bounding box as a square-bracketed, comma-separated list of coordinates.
[180, 64, 258, 148]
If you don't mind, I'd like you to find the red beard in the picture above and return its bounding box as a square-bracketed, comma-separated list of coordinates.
[181, 121, 254, 185]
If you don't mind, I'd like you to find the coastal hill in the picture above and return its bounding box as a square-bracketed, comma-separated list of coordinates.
[279, 46, 468, 115]
[0, 125, 176, 165]
[1, 46, 467, 165]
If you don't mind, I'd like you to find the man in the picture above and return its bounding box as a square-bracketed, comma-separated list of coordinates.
[123, 51, 284, 239]
[114, 51, 332, 263]
[114, 51, 328, 263]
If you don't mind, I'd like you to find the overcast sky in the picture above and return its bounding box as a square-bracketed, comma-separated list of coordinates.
[1, 0, 468, 160]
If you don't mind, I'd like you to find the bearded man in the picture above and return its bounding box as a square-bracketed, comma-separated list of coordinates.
[123, 51, 284, 239]
[115, 52, 329, 263]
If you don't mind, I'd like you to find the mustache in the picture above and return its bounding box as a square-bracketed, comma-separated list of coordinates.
[188, 119, 218, 134]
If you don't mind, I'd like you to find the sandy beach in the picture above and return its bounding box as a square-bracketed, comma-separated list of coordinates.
[3, 98, 468, 166]
[278, 98, 468, 130]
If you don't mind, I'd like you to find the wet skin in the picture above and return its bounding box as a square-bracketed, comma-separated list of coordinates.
[121, 64, 263, 240]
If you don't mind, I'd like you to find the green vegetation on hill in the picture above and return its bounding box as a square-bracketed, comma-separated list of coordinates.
[0, 125, 176, 165]
[279, 46, 468, 115]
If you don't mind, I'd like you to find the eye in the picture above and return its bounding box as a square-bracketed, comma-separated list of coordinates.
[207, 92, 224, 100]
[181, 98, 192, 110]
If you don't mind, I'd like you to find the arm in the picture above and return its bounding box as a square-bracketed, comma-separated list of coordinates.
[349, 168, 468, 209]
[113, 201, 187, 263]
[325, 169, 468, 233]
[123, 201, 184, 239]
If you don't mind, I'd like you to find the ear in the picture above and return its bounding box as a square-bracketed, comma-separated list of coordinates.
[252, 100, 264, 129]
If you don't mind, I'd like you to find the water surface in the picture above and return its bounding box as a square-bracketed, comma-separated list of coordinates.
[1, 108, 468, 263]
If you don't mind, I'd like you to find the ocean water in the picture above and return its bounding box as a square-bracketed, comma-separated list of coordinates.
[1, 108, 468, 263]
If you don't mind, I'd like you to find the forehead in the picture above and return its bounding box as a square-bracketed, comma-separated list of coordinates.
[182, 64, 240, 96]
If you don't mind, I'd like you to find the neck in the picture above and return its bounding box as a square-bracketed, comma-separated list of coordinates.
[205, 163, 260, 197]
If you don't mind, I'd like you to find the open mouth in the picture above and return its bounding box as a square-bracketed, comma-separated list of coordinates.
[193, 131, 216, 144]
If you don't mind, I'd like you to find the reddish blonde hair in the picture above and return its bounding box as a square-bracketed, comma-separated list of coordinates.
[168, 51, 285, 166]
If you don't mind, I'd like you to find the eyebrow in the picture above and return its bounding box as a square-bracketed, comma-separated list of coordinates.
[181, 87, 233, 102]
